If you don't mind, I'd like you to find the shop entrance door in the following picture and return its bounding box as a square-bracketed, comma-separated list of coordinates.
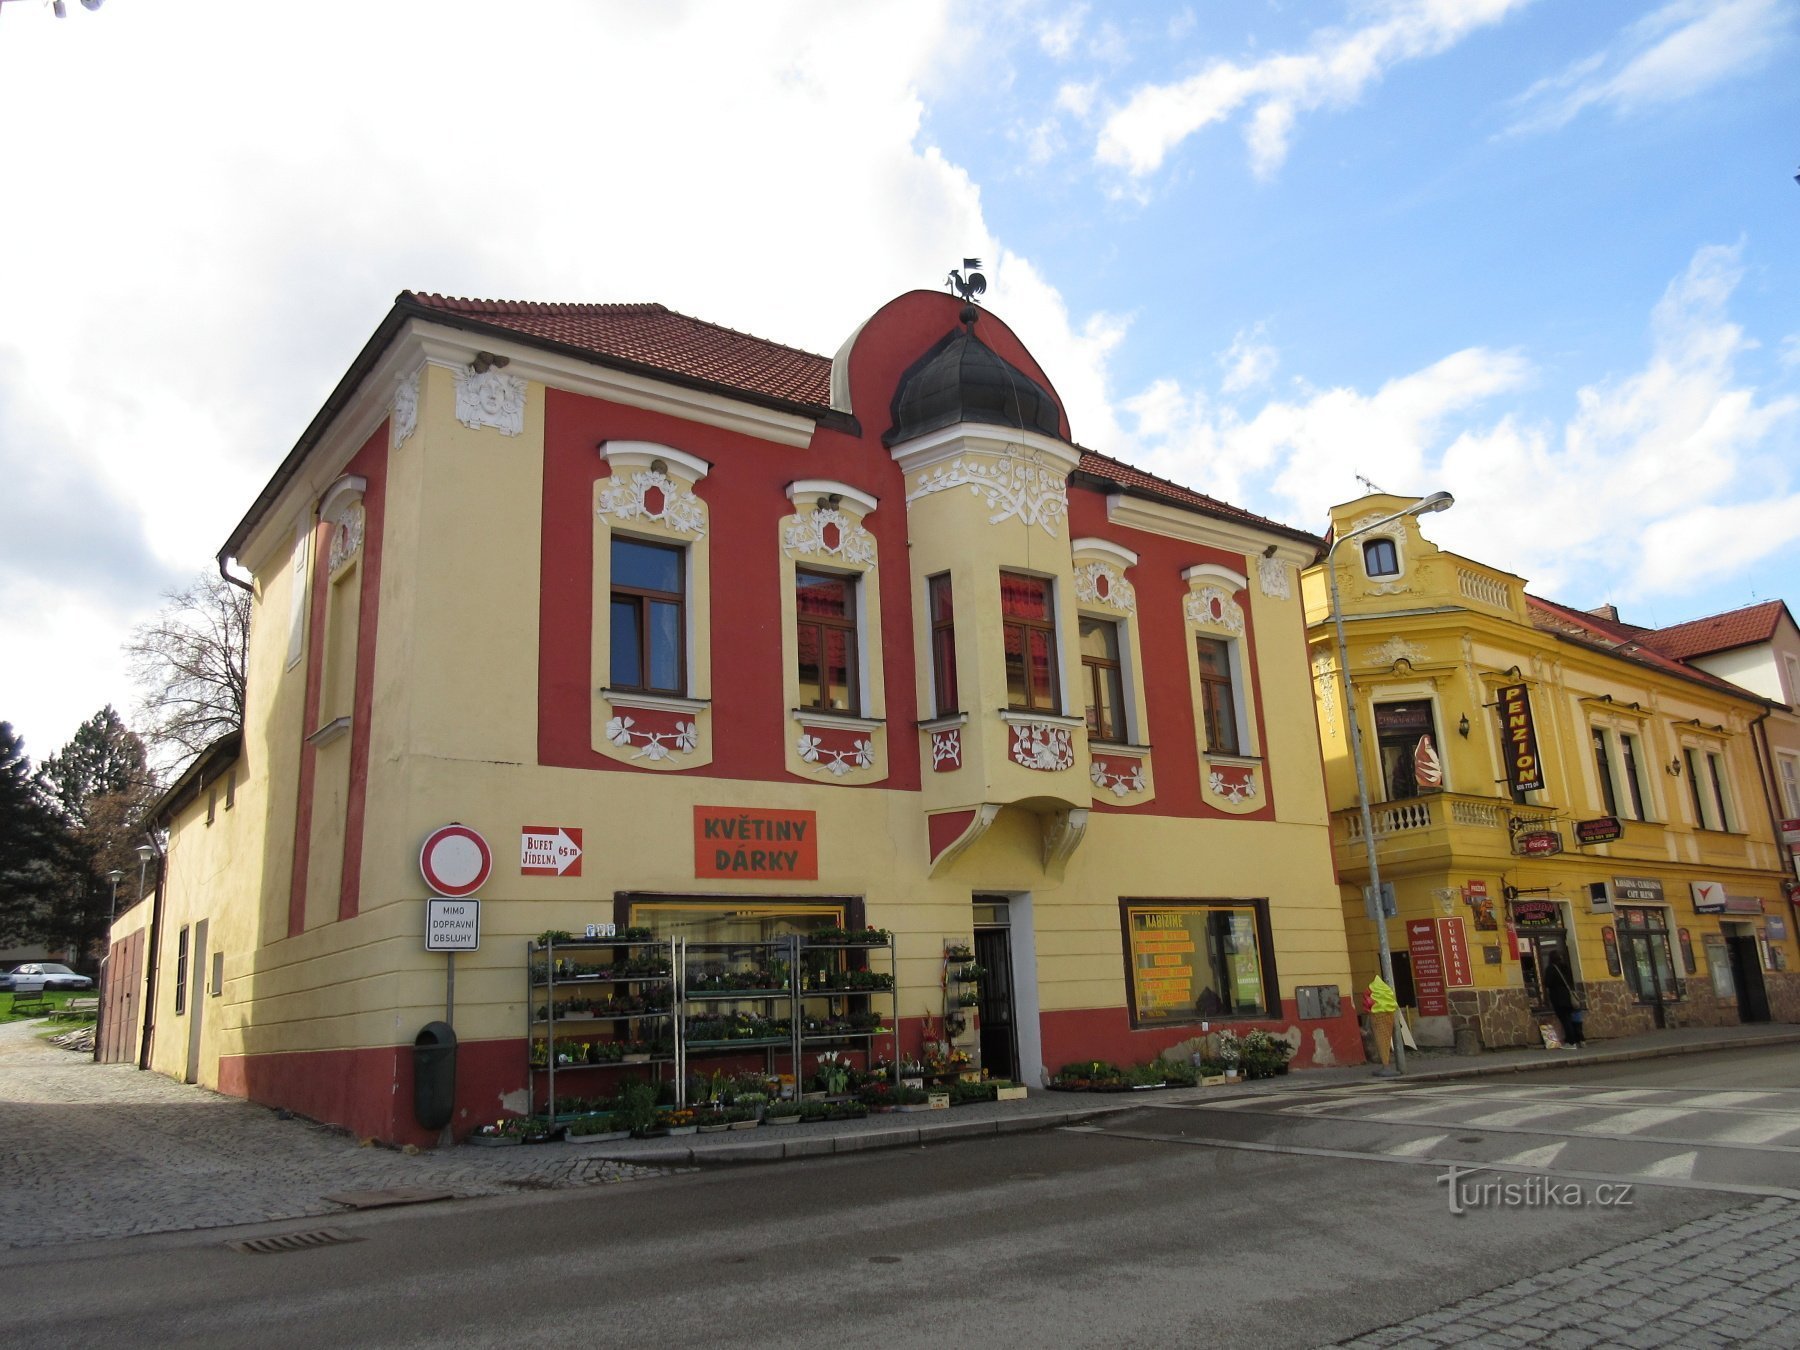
[1521, 932, 1572, 1009]
[1724, 926, 1770, 1023]
[973, 898, 1018, 1083]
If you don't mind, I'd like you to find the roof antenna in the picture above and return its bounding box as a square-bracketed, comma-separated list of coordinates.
[1354, 473, 1386, 494]
[947, 258, 986, 326]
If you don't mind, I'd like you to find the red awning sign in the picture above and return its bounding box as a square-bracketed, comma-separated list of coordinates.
[420, 824, 492, 898]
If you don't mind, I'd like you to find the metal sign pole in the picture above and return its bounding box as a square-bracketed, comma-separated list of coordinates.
[446, 951, 455, 1026]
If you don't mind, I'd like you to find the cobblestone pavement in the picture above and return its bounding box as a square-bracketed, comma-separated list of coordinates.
[0, 1021, 670, 1250]
[1333, 1196, 1800, 1348]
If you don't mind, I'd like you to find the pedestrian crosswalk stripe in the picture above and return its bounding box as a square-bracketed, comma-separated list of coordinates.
[1713, 1115, 1799, 1145]
[1598, 1107, 1691, 1134]
[1493, 1142, 1567, 1168]
[1385, 1134, 1448, 1156]
[1638, 1150, 1698, 1179]
[1463, 1106, 1573, 1129]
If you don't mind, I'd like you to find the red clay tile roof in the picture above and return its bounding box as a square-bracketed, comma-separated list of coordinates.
[1074, 449, 1323, 546]
[401, 293, 833, 410]
[1636, 601, 1789, 661]
[402, 292, 1321, 544]
[1526, 594, 1759, 699]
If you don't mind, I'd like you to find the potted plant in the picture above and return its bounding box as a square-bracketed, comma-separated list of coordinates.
[764, 1101, 803, 1126]
[616, 1081, 660, 1139]
[993, 1080, 1028, 1102]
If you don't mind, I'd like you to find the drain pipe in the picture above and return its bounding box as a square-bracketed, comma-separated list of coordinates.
[218, 554, 253, 594]
[137, 831, 167, 1071]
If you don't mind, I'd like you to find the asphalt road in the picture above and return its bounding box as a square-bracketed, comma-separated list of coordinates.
[4, 1046, 1796, 1348]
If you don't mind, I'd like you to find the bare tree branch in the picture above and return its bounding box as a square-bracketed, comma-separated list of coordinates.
[125, 573, 250, 771]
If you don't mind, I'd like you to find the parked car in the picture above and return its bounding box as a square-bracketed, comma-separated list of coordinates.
[3, 963, 93, 991]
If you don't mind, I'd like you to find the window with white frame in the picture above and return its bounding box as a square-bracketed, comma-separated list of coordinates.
[1780, 752, 1800, 819]
[1194, 635, 1241, 755]
[1706, 751, 1733, 831]
[1001, 572, 1061, 714]
[610, 536, 687, 695]
[1363, 537, 1399, 578]
[1081, 616, 1128, 742]
[795, 567, 860, 714]
[1618, 730, 1649, 820]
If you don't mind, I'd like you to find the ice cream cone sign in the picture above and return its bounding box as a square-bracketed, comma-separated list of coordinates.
[1414, 734, 1443, 789]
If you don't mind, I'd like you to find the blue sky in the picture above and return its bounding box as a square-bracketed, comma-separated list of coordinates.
[0, 0, 1796, 759]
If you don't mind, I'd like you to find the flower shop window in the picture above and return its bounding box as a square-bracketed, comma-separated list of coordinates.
[796, 567, 860, 714]
[1118, 900, 1276, 1027]
[1080, 616, 1127, 742]
[610, 536, 686, 695]
[625, 898, 850, 945]
[929, 572, 958, 716]
[1193, 636, 1241, 755]
[1001, 571, 1060, 713]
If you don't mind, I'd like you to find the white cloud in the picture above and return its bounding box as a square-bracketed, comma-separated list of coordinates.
[1037, 3, 1088, 59]
[1117, 244, 1799, 605]
[1218, 327, 1280, 394]
[0, 0, 1124, 757]
[1507, 0, 1791, 135]
[1097, 0, 1531, 179]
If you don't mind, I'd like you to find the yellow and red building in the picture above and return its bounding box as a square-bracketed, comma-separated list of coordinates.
[107, 287, 1362, 1143]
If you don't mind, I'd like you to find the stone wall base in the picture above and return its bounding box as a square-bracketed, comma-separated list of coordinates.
[1446, 974, 1800, 1051]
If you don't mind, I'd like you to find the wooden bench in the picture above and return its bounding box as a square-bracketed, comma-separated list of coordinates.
[52, 996, 100, 1020]
[9, 980, 51, 1017]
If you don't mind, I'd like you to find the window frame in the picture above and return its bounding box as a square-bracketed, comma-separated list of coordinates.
[1362, 537, 1400, 578]
[928, 572, 958, 717]
[1618, 731, 1648, 820]
[1000, 571, 1061, 715]
[1706, 751, 1732, 831]
[1373, 699, 1439, 801]
[174, 927, 189, 1016]
[1592, 727, 1620, 817]
[1118, 897, 1279, 1028]
[1080, 615, 1128, 743]
[794, 565, 861, 715]
[1779, 752, 1800, 819]
[609, 535, 688, 697]
[1194, 634, 1242, 756]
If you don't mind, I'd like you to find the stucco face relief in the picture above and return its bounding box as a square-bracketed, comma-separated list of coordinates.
[1257, 555, 1290, 600]
[905, 446, 1068, 536]
[596, 469, 707, 537]
[391, 371, 419, 446]
[452, 366, 527, 435]
[783, 508, 875, 565]
[1073, 561, 1136, 613]
[327, 503, 364, 572]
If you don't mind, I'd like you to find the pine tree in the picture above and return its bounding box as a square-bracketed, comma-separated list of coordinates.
[0, 722, 66, 947]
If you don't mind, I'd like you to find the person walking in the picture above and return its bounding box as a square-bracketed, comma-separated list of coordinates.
[1545, 960, 1585, 1048]
[1366, 975, 1399, 1075]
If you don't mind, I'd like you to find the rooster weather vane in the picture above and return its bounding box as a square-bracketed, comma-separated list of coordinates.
[946, 258, 987, 305]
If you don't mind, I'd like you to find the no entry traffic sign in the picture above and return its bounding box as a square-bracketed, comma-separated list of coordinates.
[419, 823, 492, 898]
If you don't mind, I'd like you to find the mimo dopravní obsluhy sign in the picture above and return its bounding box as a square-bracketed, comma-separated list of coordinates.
[426, 897, 480, 951]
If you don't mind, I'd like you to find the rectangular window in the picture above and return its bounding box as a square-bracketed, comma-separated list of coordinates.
[795, 567, 859, 713]
[1592, 728, 1619, 816]
[1363, 538, 1399, 577]
[1001, 573, 1059, 713]
[928, 573, 958, 717]
[1684, 748, 1707, 826]
[1120, 900, 1275, 1026]
[1780, 754, 1800, 818]
[1374, 701, 1437, 800]
[1707, 752, 1732, 831]
[1619, 732, 1647, 820]
[210, 949, 224, 998]
[1080, 617, 1127, 742]
[1194, 636, 1240, 755]
[610, 537, 685, 694]
[206, 785, 217, 826]
[174, 927, 189, 1015]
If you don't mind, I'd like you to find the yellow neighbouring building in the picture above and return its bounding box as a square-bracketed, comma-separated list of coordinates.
[1303, 494, 1800, 1051]
[104, 287, 1365, 1144]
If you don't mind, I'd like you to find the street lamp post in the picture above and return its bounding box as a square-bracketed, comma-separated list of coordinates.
[1326, 490, 1454, 1076]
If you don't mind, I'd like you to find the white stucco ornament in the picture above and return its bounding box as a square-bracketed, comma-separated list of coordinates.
[1073, 561, 1135, 613]
[596, 469, 707, 537]
[1257, 555, 1290, 600]
[783, 508, 876, 565]
[1371, 635, 1427, 667]
[905, 446, 1069, 536]
[392, 371, 419, 447]
[327, 502, 365, 572]
[1184, 586, 1244, 633]
[453, 365, 527, 435]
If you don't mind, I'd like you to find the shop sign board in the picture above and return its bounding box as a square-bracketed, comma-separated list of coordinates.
[1497, 683, 1545, 795]
[694, 806, 819, 879]
[1691, 880, 1726, 913]
[521, 826, 583, 877]
[1467, 879, 1496, 931]
[1406, 919, 1449, 1016]
[1769, 915, 1789, 941]
[1781, 818, 1800, 849]
[1513, 829, 1563, 857]
[1510, 899, 1564, 929]
[426, 897, 480, 951]
[419, 824, 491, 898]
[1614, 877, 1663, 903]
[1575, 816, 1623, 845]
[1437, 916, 1473, 988]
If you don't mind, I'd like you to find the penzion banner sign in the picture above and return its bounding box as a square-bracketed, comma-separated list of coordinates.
[1497, 682, 1544, 795]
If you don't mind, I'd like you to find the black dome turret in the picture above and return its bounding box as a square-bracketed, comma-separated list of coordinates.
[884, 317, 1063, 446]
